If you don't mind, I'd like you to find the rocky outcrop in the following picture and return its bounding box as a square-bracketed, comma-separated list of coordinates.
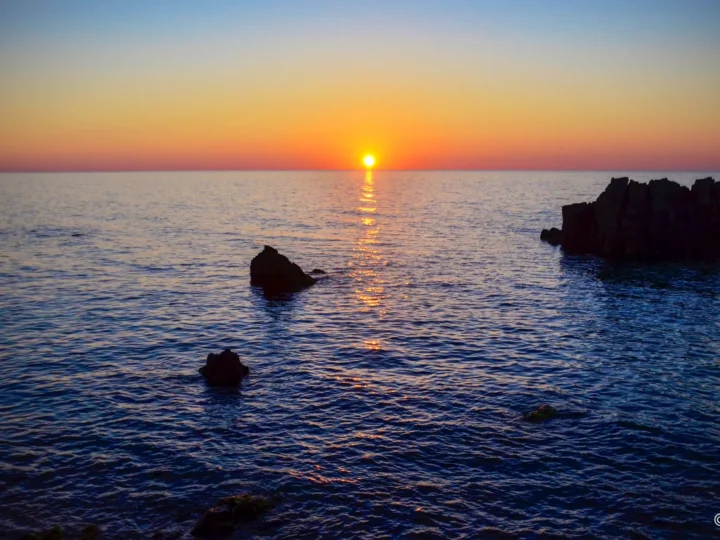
[191, 494, 272, 537]
[542, 177, 720, 260]
[199, 349, 249, 386]
[250, 246, 316, 293]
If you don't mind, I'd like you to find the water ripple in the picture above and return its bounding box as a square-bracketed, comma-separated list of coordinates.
[0, 171, 718, 538]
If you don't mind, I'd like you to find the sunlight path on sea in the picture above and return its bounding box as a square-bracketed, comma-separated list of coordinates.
[350, 170, 387, 351]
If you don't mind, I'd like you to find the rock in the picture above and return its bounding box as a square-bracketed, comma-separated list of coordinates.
[561, 202, 597, 254]
[618, 180, 651, 258]
[150, 531, 182, 540]
[199, 349, 249, 386]
[594, 177, 629, 255]
[21, 526, 63, 540]
[81, 525, 101, 540]
[250, 246, 316, 293]
[191, 494, 272, 537]
[540, 227, 562, 246]
[543, 177, 720, 260]
[309, 268, 326, 275]
[690, 177, 720, 257]
[524, 404, 557, 422]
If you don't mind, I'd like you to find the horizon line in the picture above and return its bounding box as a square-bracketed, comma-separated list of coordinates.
[1, 168, 719, 174]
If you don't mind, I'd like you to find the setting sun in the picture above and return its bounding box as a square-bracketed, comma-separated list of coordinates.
[363, 154, 376, 168]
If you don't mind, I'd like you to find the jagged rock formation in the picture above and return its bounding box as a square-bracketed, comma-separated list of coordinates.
[199, 349, 249, 386]
[541, 177, 720, 260]
[250, 245, 316, 293]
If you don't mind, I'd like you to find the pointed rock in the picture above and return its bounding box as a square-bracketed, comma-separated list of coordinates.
[250, 246, 315, 293]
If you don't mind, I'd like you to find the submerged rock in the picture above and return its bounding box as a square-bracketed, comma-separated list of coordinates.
[21, 525, 101, 540]
[150, 531, 182, 540]
[309, 268, 326, 275]
[191, 494, 272, 537]
[250, 245, 316, 293]
[540, 227, 562, 246]
[542, 177, 720, 260]
[199, 349, 249, 386]
[524, 404, 557, 422]
[21, 526, 63, 540]
[81, 525, 101, 540]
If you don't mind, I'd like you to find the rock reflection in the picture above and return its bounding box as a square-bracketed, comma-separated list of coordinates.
[350, 171, 387, 320]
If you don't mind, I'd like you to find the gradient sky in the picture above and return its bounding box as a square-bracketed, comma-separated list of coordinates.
[1, 0, 719, 171]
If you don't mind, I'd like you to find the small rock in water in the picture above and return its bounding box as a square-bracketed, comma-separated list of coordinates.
[309, 268, 326, 275]
[199, 349, 249, 387]
[250, 245, 316, 293]
[191, 494, 272, 537]
[524, 404, 557, 422]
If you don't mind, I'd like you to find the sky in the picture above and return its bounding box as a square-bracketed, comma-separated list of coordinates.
[1, 0, 719, 171]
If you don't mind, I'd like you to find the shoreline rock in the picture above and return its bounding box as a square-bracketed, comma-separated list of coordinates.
[541, 177, 720, 261]
[199, 349, 249, 386]
[250, 246, 316, 293]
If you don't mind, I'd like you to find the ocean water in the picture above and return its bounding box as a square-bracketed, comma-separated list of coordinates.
[0, 170, 718, 539]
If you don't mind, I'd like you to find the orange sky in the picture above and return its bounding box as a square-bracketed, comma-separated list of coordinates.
[1, 1, 719, 171]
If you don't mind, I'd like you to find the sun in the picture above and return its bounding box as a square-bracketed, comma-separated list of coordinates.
[363, 154, 376, 168]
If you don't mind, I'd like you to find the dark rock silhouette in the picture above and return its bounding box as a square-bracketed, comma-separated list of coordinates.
[199, 349, 249, 386]
[191, 494, 272, 537]
[309, 268, 326, 275]
[21, 526, 63, 540]
[524, 404, 557, 422]
[21, 524, 101, 540]
[81, 525, 101, 540]
[542, 177, 720, 260]
[250, 245, 316, 293]
[150, 531, 182, 540]
[540, 227, 562, 246]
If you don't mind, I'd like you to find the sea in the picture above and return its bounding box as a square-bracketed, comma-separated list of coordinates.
[0, 171, 718, 539]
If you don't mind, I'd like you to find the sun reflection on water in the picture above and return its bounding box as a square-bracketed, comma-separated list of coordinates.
[349, 171, 387, 330]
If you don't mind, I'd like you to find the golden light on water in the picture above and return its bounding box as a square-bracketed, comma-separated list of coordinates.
[363, 154, 376, 168]
[350, 170, 386, 318]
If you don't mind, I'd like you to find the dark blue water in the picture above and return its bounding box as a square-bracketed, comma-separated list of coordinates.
[1, 171, 718, 539]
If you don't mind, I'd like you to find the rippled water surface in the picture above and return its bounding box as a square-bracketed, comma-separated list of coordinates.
[1, 171, 719, 539]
